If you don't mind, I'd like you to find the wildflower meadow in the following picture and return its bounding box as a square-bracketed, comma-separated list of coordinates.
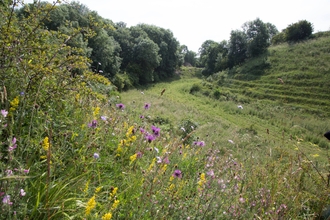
[1, 1, 330, 219]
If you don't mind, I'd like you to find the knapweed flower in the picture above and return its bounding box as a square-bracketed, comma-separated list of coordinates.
[1, 110, 8, 117]
[93, 153, 100, 159]
[146, 134, 156, 143]
[198, 141, 205, 147]
[2, 195, 12, 205]
[151, 125, 160, 136]
[20, 189, 26, 197]
[140, 127, 145, 133]
[116, 103, 125, 110]
[173, 169, 182, 178]
[88, 120, 97, 128]
[144, 103, 151, 110]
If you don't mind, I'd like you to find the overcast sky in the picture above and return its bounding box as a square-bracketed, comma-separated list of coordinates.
[27, 0, 330, 53]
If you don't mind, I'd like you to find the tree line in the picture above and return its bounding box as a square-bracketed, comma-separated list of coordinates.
[16, 1, 314, 88]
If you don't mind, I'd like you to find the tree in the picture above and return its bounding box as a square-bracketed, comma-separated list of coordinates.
[228, 30, 247, 67]
[243, 18, 270, 57]
[285, 20, 313, 42]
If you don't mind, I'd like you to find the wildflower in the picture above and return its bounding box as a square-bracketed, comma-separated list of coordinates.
[9, 137, 17, 151]
[180, 127, 186, 132]
[116, 103, 125, 110]
[2, 195, 12, 205]
[85, 195, 96, 216]
[237, 105, 243, 109]
[93, 153, 100, 159]
[88, 120, 98, 128]
[111, 199, 120, 210]
[95, 186, 102, 194]
[146, 134, 155, 143]
[9, 96, 19, 112]
[156, 156, 162, 163]
[163, 156, 170, 164]
[151, 125, 160, 136]
[144, 103, 151, 110]
[130, 153, 137, 163]
[198, 173, 206, 189]
[102, 213, 112, 220]
[93, 107, 100, 117]
[173, 169, 182, 178]
[101, 116, 107, 121]
[110, 187, 118, 198]
[140, 115, 144, 119]
[198, 141, 205, 147]
[140, 127, 145, 133]
[42, 137, 49, 151]
[6, 170, 13, 176]
[20, 91, 24, 96]
[20, 189, 26, 197]
[239, 197, 245, 203]
[23, 169, 30, 174]
[136, 151, 143, 158]
[154, 147, 159, 153]
[206, 170, 215, 178]
[1, 110, 8, 117]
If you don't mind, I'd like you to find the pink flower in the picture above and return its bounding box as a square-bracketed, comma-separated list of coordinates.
[2, 195, 12, 205]
[1, 110, 8, 117]
[20, 189, 26, 197]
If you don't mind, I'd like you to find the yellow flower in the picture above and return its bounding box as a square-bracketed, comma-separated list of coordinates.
[85, 195, 96, 216]
[10, 96, 19, 109]
[111, 199, 120, 210]
[198, 173, 206, 190]
[93, 107, 100, 117]
[110, 187, 118, 198]
[95, 186, 102, 194]
[42, 137, 50, 151]
[102, 213, 112, 220]
[130, 153, 137, 163]
[83, 180, 90, 193]
[312, 154, 319, 158]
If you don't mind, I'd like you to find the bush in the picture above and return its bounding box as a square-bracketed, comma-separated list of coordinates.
[285, 20, 313, 42]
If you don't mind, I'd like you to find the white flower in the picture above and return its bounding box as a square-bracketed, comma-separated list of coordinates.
[20, 189, 26, 197]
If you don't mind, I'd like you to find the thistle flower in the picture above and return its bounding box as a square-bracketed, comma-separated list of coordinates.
[146, 134, 155, 143]
[144, 103, 151, 110]
[151, 125, 160, 136]
[116, 103, 125, 110]
[173, 169, 182, 178]
[88, 120, 98, 128]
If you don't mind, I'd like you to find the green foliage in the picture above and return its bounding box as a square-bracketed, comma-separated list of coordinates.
[285, 20, 313, 42]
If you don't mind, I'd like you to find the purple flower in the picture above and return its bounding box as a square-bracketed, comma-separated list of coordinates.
[93, 153, 100, 159]
[9, 137, 17, 151]
[151, 125, 160, 136]
[173, 169, 182, 178]
[88, 120, 97, 128]
[140, 115, 144, 119]
[116, 103, 125, 110]
[144, 103, 151, 110]
[2, 195, 12, 205]
[1, 110, 8, 118]
[163, 156, 170, 164]
[100, 116, 107, 121]
[198, 141, 205, 147]
[136, 151, 143, 158]
[140, 128, 145, 133]
[20, 91, 25, 96]
[146, 134, 156, 143]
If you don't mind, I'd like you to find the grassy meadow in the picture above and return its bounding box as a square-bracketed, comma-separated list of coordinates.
[2, 26, 330, 220]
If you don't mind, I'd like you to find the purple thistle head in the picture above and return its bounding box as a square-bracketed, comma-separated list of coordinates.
[140, 115, 144, 119]
[144, 103, 151, 110]
[116, 103, 125, 110]
[173, 169, 182, 178]
[88, 120, 98, 128]
[151, 125, 160, 136]
[140, 128, 145, 133]
[198, 141, 205, 147]
[145, 134, 156, 143]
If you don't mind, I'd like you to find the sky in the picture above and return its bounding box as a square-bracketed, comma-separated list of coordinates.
[27, 0, 330, 53]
